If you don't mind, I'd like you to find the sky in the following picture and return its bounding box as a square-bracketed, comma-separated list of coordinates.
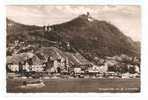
[7, 5, 141, 41]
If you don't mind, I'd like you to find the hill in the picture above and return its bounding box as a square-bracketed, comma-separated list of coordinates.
[51, 14, 140, 58]
[6, 14, 140, 62]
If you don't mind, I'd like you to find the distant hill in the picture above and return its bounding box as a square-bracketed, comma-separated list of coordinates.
[6, 14, 140, 61]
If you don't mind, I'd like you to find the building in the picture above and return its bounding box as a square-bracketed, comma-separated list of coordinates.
[36, 47, 68, 73]
[6, 52, 44, 72]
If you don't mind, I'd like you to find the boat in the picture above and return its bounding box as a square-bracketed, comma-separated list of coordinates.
[20, 80, 45, 88]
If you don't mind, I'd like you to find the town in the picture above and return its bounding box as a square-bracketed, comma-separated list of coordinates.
[6, 10, 141, 92]
[6, 38, 140, 80]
